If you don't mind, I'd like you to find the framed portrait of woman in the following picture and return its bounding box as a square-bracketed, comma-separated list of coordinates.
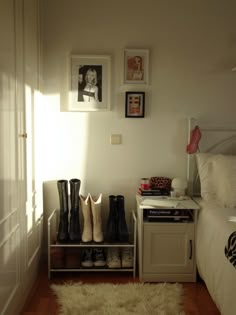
[69, 55, 111, 111]
[124, 49, 149, 85]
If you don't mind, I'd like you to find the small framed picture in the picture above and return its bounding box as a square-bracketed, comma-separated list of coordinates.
[69, 54, 111, 111]
[125, 92, 145, 118]
[124, 49, 149, 84]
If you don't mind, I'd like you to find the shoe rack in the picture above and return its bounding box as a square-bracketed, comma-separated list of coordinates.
[47, 209, 137, 279]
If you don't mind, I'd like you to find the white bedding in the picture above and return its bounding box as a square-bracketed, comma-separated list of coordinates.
[195, 198, 236, 315]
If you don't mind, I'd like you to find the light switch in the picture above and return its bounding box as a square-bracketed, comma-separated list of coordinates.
[110, 134, 122, 145]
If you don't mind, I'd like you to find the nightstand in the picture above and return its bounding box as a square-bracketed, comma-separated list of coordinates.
[136, 195, 199, 282]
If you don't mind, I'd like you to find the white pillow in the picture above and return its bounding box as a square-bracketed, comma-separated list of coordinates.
[196, 153, 236, 207]
[195, 153, 221, 201]
[212, 155, 236, 208]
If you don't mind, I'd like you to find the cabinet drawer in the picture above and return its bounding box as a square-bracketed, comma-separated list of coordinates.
[143, 223, 194, 274]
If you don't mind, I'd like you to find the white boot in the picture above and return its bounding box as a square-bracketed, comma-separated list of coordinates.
[90, 193, 104, 243]
[80, 194, 92, 242]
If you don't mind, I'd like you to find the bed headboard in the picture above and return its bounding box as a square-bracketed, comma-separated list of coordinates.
[187, 118, 236, 196]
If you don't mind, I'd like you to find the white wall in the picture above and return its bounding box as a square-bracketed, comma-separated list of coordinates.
[41, 0, 236, 221]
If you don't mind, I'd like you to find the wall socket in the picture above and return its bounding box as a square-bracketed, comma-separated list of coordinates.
[110, 134, 122, 145]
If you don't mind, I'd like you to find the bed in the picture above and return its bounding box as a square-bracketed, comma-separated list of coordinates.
[187, 118, 236, 315]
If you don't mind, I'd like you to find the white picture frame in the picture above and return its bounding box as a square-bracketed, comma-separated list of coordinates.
[124, 49, 149, 85]
[69, 54, 111, 111]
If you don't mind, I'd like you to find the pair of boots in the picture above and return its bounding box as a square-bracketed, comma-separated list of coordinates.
[105, 195, 129, 243]
[57, 178, 81, 243]
[80, 193, 103, 243]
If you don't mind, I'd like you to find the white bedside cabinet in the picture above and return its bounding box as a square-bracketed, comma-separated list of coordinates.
[136, 195, 199, 282]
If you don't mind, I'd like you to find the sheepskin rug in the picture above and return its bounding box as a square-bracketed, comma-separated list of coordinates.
[51, 282, 185, 315]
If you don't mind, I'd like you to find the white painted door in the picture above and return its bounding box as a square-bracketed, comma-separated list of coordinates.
[0, 0, 42, 314]
[143, 223, 195, 274]
[23, 0, 43, 292]
[0, 1, 23, 314]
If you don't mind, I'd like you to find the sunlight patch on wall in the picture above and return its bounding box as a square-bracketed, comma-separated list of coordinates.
[34, 88, 44, 221]
[40, 93, 90, 187]
[25, 85, 33, 233]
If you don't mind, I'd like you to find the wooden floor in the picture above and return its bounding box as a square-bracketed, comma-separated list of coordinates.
[20, 264, 220, 315]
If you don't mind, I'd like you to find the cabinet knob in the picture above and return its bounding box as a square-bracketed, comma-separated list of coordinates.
[19, 133, 27, 138]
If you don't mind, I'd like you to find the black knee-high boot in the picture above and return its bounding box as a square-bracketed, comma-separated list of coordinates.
[117, 195, 129, 242]
[57, 179, 69, 242]
[69, 178, 81, 242]
[105, 195, 118, 242]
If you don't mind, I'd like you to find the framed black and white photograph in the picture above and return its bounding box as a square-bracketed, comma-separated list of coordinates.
[124, 49, 149, 85]
[125, 92, 145, 118]
[69, 55, 111, 111]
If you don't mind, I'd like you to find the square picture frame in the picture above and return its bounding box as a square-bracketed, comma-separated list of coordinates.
[69, 54, 111, 111]
[124, 49, 149, 85]
[125, 92, 145, 118]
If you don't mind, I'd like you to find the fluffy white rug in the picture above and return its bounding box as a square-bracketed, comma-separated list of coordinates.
[51, 282, 185, 315]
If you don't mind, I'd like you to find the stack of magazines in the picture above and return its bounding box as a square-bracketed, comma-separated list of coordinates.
[137, 187, 170, 196]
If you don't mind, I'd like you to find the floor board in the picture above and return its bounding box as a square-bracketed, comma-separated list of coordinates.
[20, 264, 220, 315]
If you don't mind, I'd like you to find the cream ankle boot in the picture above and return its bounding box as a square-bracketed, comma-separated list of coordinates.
[80, 194, 92, 242]
[90, 193, 104, 243]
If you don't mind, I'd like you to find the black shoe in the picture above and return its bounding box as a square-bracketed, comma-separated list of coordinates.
[69, 178, 81, 242]
[117, 195, 129, 242]
[57, 180, 69, 242]
[81, 249, 93, 268]
[93, 248, 106, 267]
[105, 195, 119, 242]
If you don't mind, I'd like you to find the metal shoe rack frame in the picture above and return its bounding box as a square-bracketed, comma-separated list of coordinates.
[48, 209, 137, 279]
